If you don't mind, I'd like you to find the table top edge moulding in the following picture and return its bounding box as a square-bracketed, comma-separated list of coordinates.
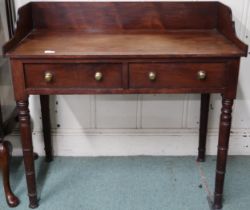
[2, 1, 248, 209]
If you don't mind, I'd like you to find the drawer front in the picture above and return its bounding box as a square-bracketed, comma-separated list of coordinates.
[129, 63, 227, 89]
[24, 63, 123, 88]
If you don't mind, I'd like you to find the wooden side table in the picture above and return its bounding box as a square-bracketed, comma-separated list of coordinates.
[2, 2, 248, 209]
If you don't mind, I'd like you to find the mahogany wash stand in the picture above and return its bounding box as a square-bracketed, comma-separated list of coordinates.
[2, 2, 248, 209]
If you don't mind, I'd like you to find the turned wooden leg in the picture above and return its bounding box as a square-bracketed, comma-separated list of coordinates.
[197, 93, 210, 162]
[40, 95, 53, 162]
[17, 100, 38, 208]
[0, 141, 20, 207]
[213, 97, 234, 209]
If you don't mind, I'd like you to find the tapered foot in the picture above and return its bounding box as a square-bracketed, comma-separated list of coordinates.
[197, 148, 206, 162]
[45, 156, 53, 162]
[29, 204, 39, 209]
[28, 194, 39, 208]
[213, 193, 223, 209]
[213, 204, 222, 210]
[29, 202, 39, 209]
[27, 192, 39, 209]
[196, 156, 205, 162]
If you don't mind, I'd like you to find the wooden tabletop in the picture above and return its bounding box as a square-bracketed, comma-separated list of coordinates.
[9, 29, 244, 58]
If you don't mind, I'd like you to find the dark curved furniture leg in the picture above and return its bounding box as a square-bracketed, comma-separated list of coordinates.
[0, 141, 19, 207]
[197, 93, 210, 162]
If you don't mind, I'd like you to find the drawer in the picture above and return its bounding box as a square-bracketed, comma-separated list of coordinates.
[24, 63, 123, 88]
[129, 63, 227, 89]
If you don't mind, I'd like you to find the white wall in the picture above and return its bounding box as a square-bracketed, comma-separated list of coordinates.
[6, 0, 250, 156]
[0, 2, 16, 123]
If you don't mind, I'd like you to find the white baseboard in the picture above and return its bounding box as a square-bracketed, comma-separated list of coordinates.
[7, 128, 250, 156]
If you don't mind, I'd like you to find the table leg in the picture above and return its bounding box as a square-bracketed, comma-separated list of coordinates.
[197, 93, 210, 162]
[40, 95, 53, 162]
[17, 100, 38, 208]
[213, 96, 234, 209]
[0, 141, 20, 207]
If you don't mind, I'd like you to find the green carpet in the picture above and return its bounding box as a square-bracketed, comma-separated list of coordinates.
[0, 156, 249, 210]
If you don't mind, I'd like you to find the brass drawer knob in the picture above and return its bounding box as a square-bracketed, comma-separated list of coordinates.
[197, 70, 206, 80]
[149, 71, 156, 81]
[94, 72, 102, 81]
[44, 72, 53, 83]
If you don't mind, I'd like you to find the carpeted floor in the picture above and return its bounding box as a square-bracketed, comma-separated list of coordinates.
[0, 156, 249, 210]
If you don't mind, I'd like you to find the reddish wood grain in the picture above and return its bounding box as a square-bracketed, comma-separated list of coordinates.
[32, 2, 218, 31]
[24, 63, 123, 89]
[3, 2, 248, 57]
[3, 2, 248, 209]
[129, 63, 227, 89]
[8, 30, 245, 58]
